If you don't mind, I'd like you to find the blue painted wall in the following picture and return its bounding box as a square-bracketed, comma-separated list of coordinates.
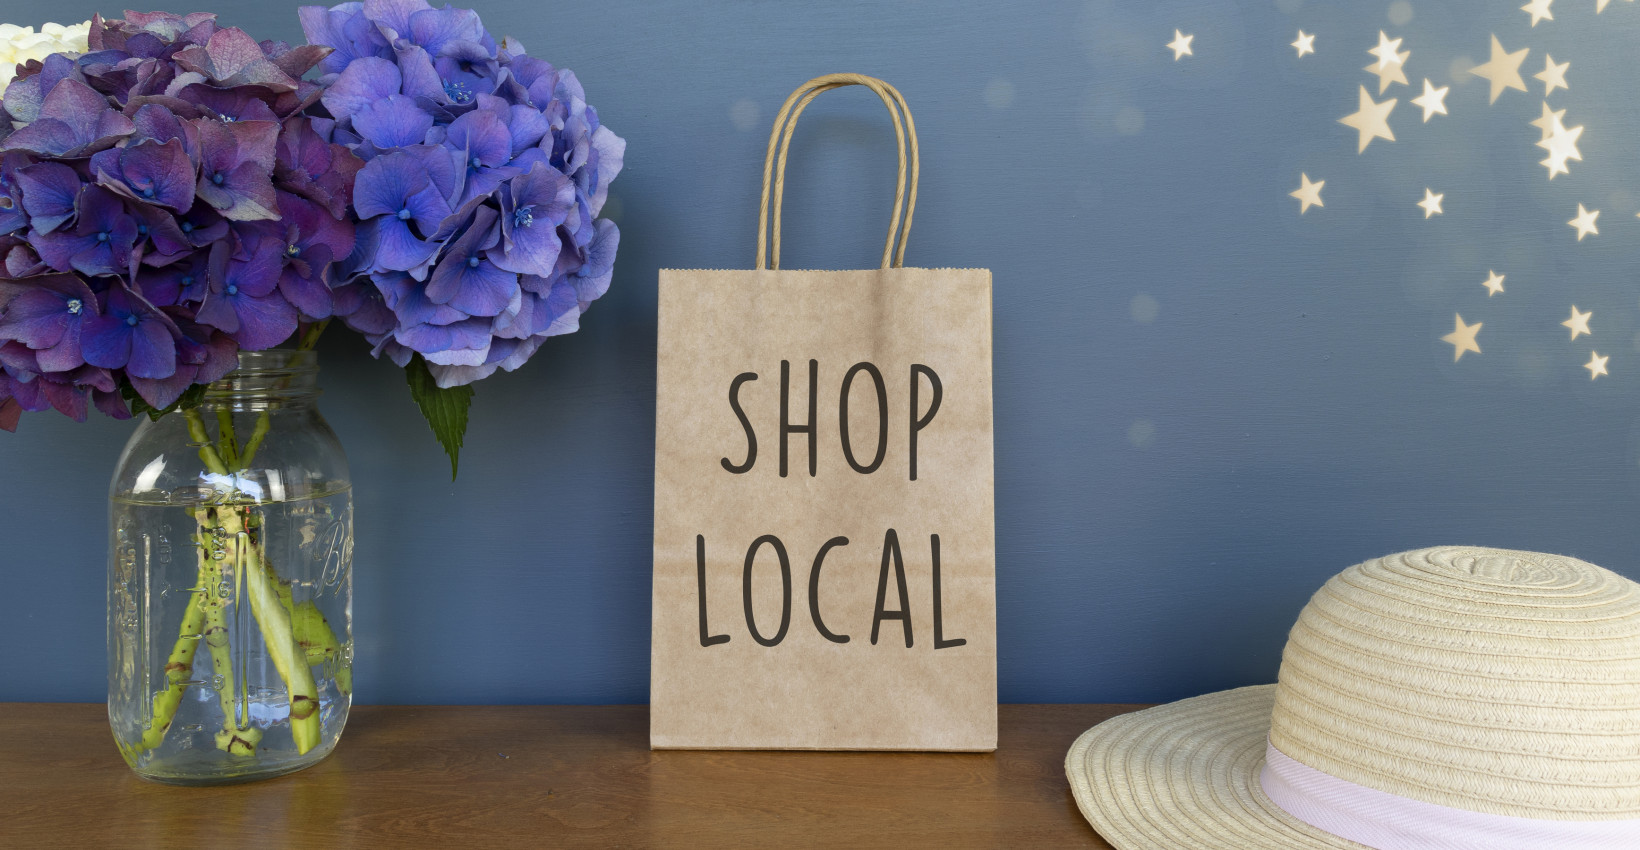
[4, 0, 1640, 705]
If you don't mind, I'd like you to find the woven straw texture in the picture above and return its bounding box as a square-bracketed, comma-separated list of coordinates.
[1065, 546, 1640, 849]
[1270, 547, 1640, 820]
[1066, 686, 1360, 850]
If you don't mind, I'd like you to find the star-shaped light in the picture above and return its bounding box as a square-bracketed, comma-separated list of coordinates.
[1470, 35, 1529, 103]
[1537, 119, 1583, 179]
[1368, 31, 1405, 69]
[1367, 58, 1410, 94]
[1293, 30, 1315, 58]
[1365, 32, 1410, 93]
[1443, 314, 1483, 362]
[1291, 173, 1324, 214]
[1569, 204, 1600, 240]
[1418, 189, 1444, 218]
[1168, 30, 1194, 60]
[1563, 306, 1593, 340]
[1522, 0, 1555, 26]
[1531, 101, 1567, 140]
[1535, 55, 1569, 97]
[1339, 86, 1397, 153]
[1585, 352, 1610, 380]
[1482, 271, 1506, 296]
[1412, 79, 1449, 121]
[1595, 0, 1630, 12]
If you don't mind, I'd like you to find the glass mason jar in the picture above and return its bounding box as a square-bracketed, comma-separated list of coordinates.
[107, 350, 353, 785]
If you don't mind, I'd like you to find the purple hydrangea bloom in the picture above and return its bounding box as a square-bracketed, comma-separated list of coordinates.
[424, 205, 515, 318]
[0, 273, 97, 373]
[129, 311, 237, 410]
[301, 0, 624, 387]
[92, 138, 198, 213]
[0, 12, 365, 428]
[14, 161, 82, 234]
[195, 119, 281, 221]
[2, 78, 135, 158]
[194, 235, 297, 350]
[351, 148, 449, 274]
[276, 192, 357, 319]
[80, 282, 178, 379]
[0, 154, 32, 235]
[495, 162, 573, 277]
[31, 186, 140, 278]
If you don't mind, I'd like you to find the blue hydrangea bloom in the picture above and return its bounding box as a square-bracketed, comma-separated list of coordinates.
[301, 0, 624, 387]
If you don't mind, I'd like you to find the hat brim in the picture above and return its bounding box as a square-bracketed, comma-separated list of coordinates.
[1065, 685, 1366, 850]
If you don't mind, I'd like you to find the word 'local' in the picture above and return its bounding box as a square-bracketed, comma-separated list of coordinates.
[694, 530, 967, 650]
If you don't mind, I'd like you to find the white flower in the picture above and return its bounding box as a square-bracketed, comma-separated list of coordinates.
[0, 21, 91, 93]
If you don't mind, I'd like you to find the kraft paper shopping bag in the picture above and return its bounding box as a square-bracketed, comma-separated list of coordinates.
[652, 74, 995, 750]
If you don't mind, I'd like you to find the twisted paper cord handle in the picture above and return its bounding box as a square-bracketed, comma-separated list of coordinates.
[756, 73, 920, 270]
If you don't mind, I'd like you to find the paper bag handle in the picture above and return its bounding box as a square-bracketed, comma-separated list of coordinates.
[756, 73, 920, 270]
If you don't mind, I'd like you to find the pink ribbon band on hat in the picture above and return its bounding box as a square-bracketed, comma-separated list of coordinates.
[1259, 741, 1640, 850]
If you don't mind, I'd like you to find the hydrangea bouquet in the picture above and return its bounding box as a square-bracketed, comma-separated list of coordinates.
[0, 5, 622, 780]
[0, 2, 622, 465]
[0, 10, 369, 427]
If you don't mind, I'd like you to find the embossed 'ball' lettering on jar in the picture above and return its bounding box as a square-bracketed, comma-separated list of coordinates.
[107, 350, 353, 785]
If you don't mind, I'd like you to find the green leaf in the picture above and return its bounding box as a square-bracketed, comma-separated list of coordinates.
[120, 379, 208, 422]
[404, 354, 474, 480]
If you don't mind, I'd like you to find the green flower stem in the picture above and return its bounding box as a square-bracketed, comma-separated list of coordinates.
[193, 511, 260, 756]
[215, 408, 239, 468]
[271, 579, 347, 692]
[237, 319, 327, 471]
[197, 549, 240, 744]
[238, 414, 271, 470]
[296, 319, 330, 352]
[135, 409, 225, 754]
[176, 409, 322, 754]
[294, 601, 351, 695]
[219, 501, 322, 755]
[185, 410, 230, 475]
[135, 581, 207, 753]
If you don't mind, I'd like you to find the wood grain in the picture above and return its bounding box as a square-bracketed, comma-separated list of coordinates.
[0, 703, 1144, 849]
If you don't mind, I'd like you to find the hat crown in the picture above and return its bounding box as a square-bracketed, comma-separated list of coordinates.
[1269, 546, 1640, 820]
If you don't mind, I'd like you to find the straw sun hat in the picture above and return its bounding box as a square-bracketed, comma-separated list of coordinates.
[1066, 546, 1640, 850]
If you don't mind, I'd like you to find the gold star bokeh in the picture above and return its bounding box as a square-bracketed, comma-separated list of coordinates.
[1163, 6, 1635, 385]
[1569, 204, 1600, 240]
[1531, 101, 1565, 138]
[1290, 174, 1324, 214]
[1538, 118, 1584, 179]
[1366, 31, 1410, 93]
[1418, 189, 1445, 219]
[1167, 30, 1193, 61]
[1563, 306, 1593, 340]
[1339, 86, 1397, 153]
[1586, 352, 1610, 380]
[1292, 30, 1315, 59]
[1523, 0, 1556, 28]
[1368, 31, 1405, 69]
[1470, 36, 1529, 103]
[1412, 79, 1449, 122]
[1535, 55, 1569, 97]
[1443, 315, 1484, 361]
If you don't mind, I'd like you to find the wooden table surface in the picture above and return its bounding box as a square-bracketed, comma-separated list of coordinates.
[0, 703, 1147, 849]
